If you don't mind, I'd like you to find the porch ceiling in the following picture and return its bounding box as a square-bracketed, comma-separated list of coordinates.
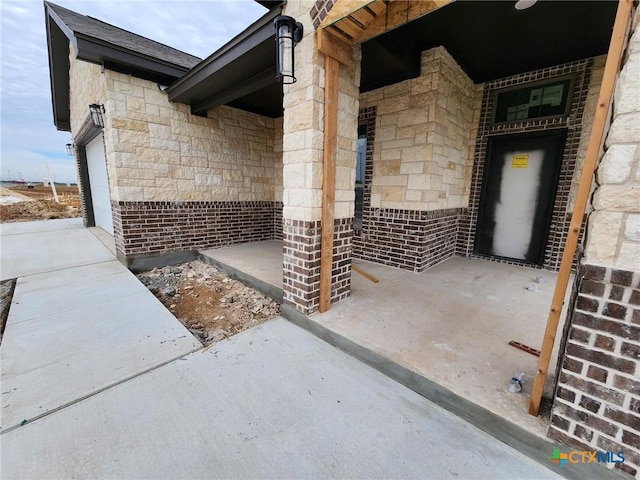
[167, 1, 616, 118]
[361, 0, 618, 91]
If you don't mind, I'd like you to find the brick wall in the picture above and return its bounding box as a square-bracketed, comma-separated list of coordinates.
[457, 58, 598, 271]
[112, 201, 282, 258]
[354, 208, 462, 272]
[282, 218, 352, 315]
[310, 0, 334, 29]
[549, 264, 640, 477]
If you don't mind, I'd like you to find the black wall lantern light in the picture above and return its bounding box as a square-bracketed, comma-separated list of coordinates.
[89, 103, 105, 128]
[274, 15, 303, 84]
[65, 143, 74, 156]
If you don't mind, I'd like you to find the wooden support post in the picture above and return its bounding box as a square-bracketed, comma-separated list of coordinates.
[528, 0, 633, 417]
[319, 55, 340, 313]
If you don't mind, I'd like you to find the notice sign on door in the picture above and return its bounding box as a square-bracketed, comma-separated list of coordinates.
[512, 154, 529, 169]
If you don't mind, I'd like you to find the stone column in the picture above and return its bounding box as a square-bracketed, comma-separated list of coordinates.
[281, 1, 360, 314]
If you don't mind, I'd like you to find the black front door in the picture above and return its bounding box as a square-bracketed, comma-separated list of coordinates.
[475, 130, 566, 265]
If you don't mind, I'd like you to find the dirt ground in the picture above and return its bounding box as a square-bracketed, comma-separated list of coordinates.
[137, 260, 279, 346]
[0, 185, 81, 222]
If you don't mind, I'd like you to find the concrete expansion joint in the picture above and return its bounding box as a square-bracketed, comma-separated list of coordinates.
[0, 347, 201, 436]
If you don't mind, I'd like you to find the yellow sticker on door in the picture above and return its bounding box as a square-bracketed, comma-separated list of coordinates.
[512, 154, 529, 169]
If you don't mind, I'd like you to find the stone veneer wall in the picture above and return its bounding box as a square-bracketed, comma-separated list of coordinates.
[353, 47, 479, 272]
[280, 0, 360, 314]
[359, 47, 479, 212]
[68, 46, 108, 228]
[457, 58, 599, 271]
[68, 51, 284, 261]
[550, 11, 640, 478]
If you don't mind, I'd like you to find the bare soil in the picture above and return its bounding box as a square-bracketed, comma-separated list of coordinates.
[0, 185, 81, 223]
[136, 260, 279, 346]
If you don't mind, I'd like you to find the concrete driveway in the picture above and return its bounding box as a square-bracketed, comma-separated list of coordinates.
[0, 219, 566, 479]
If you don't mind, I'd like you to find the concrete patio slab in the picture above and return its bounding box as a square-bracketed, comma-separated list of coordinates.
[0, 222, 113, 280]
[1, 318, 565, 480]
[200, 240, 283, 289]
[311, 256, 568, 439]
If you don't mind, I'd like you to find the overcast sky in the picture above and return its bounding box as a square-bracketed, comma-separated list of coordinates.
[0, 0, 267, 183]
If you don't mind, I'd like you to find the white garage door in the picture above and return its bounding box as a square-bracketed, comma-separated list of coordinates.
[86, 135, 114, 235]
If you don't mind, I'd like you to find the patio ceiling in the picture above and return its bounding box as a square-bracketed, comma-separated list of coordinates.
[171, 1, 616, 118]
[360, 0, 618, 92]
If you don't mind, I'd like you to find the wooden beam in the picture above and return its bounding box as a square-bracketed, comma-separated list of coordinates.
[319, 55, 340, 313]
[528, 0, 634, 417]
[358, 0, 452, 44]
[317, 28, 353, 66]
[318, 0, 378, 29]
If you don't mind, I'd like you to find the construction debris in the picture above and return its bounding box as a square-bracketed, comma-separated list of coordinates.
[136, 260, 279, 346]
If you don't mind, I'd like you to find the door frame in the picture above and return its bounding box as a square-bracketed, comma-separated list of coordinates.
[474, 128, 567, 266]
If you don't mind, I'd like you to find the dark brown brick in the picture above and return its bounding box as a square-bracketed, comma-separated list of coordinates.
[594, 334, 616, 352]
[578, 395, 601, 413]
[621, 342, 640, 360]
[586, 365, 608, 383]
[611, 269, 633, 286]
[602, 302, 627, 320]
[548, 426, 593, 451]
[631, 398, 640, 414]
[582, 264, 606, 282]
[577, 295, 599, 313]
[613, 375, 640, 396]
[559, 371, 625, 405]
[615, 462, 637, 477]
[633, 309, 640, 325]
[604, 405, 640, 427]
[556, 386, 576, 403]
[565, 344, 636, 375]
[569, 327, 591, 344]
[562, 356, 583, 374]
[573, 424, 593, 442]
[630, 290, 640, 306]
[608, 285, 625, 301]
[622, 430, 640, 448]
[581, 279, 605, 297]
[551, 414, 571, 432]
[553, 399, 620, 439]
[571, 313, 640, 340]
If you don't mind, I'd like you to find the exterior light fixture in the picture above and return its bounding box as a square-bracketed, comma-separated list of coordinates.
[274, 15, 303, 84]
[89, 103, 105, 128]
[514, 0, 537, 10]
[66, 143, 74, 156]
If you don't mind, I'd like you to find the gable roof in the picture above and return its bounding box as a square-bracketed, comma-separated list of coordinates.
[45, 1, 202, 131]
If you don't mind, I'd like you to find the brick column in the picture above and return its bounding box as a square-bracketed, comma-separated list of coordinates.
[281, 1, 360, 314]
[550, 10, 640, 477]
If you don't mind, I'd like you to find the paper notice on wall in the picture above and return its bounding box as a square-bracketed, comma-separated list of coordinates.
[542, 84, 564, 106]
[529, 88, 543, 106]
[516, 104, 529, 119]
[507, 106, 517, 121]
[512, 154, 529, 168]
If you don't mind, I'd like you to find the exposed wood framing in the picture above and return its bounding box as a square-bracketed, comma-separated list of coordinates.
[319, 54, 340, 313]
[320, 0, 452, 45]
[317, 29, 353, 66]
[528, 0, 634, 417]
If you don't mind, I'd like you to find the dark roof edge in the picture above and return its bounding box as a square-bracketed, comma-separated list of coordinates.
[167, 6, 282, 99]
[254, 0, 286, 9]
